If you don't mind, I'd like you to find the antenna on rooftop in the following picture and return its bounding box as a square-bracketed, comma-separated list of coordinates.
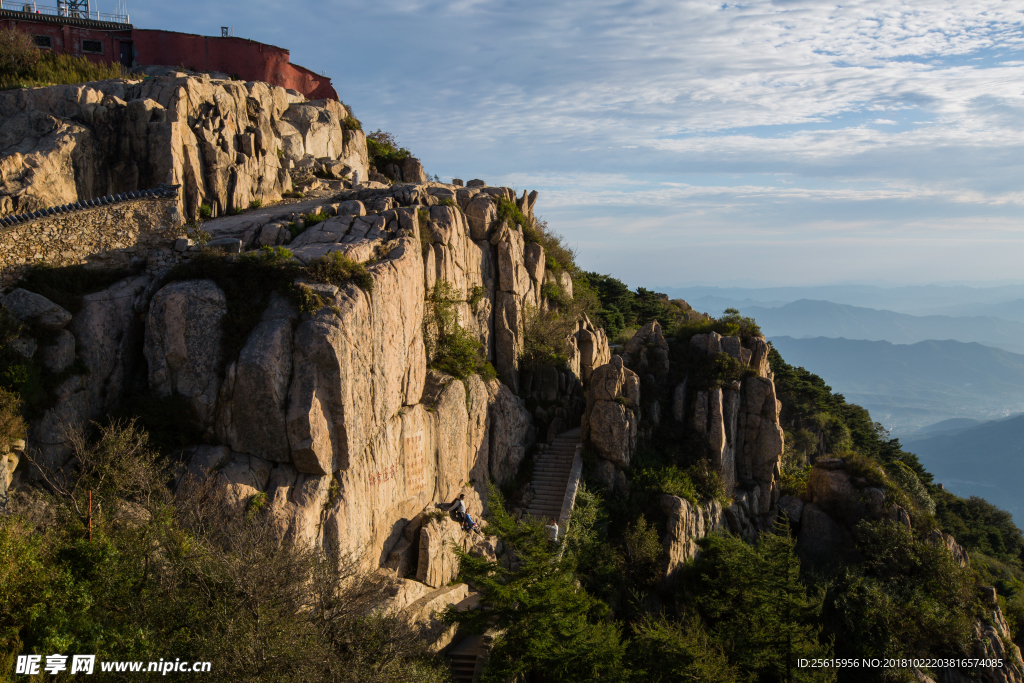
[57, 0, 90, 19]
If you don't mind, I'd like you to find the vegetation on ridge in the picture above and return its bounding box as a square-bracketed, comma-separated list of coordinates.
[366, 129, 411, 176]
[423, 280, 497, 380]
[0, 29, 135, 90]
[0, 420, 450, 682]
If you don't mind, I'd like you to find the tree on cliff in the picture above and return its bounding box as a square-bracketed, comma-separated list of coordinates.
[444, 488, 626, 682]
[682, 525, 836, 683]
[2, 420, 451, 683]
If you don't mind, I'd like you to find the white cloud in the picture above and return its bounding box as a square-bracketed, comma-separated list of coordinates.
[140, 0, 1024, 284]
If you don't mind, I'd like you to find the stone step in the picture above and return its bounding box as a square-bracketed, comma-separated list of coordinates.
[530, 496, 566, 505]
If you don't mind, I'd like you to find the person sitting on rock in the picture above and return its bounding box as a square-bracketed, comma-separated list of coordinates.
[450, 493, 478, 532]
[545, 518, 560, 543]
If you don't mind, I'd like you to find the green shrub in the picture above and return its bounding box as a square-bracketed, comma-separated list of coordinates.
[250, 198, 263, 209]
[438, 198, 457, 208]
[246, 491, 268, 518]
[304, 212, 329, 228]
[1, 420, 452, 682]
[541, 281, 570, 307]
[467, 285, 486, 312]
[0, 29, 38, 79]
[887, 460, 936, 516]
[674, 307, 760, 344]
[342, 114, 362, 131]
[423, 281, 493, 380]
[826, 520, 978, 669]
[520, 303, 572, 370]
[0, 387, 25, 446]
[633, 461, 726, 506]
[684, 527, 835, 682]
[287, 282, 326, 315]
[305, 251, 373, 292]
[780, 461, 812, 499]
[199, 203, 213, 219]
[366, 129, 411, 171]
[0, 48, 133, 90]
[627, 615, 739, 683]
[282, 191, 305, 199]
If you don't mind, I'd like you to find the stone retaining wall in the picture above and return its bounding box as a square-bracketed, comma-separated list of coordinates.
[0, 197, 183, 288]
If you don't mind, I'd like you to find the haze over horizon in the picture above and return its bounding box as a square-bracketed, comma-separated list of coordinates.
[131, 0, 1024, 287]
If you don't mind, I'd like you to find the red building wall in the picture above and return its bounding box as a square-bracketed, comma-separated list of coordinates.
[0, 14, 132, 66]
[0, 13, 337, 101]
[131, 30, 337, 100]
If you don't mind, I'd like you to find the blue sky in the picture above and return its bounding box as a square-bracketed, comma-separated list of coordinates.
[128, 0, 1024, 288]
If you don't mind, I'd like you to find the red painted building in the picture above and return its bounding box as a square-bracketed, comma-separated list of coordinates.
[0, 7, 337, 100]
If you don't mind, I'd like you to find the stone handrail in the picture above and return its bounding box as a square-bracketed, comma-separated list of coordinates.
[557, 444, 584, 539]
[1, 184, 179, 228]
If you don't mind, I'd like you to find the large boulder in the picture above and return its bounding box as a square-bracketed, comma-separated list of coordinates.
[417, 515, 470, 588]
[1, 288, 71, 330]
[622, 320, 670, 375]
[144, 279, 227, 426]
[582, 356, 639, 469]
[285, 236, 424, 476]
[70, 274, 151, 418]
[487, 380, 533, 486]
[217, 293, 297, 461]
[661, 495, 724, 582]
[465, 194, 497, 240]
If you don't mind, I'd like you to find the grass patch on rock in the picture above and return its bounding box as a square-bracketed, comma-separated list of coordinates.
[423, 281, 495, 381]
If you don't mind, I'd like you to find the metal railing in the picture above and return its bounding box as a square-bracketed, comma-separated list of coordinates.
[1, 0, 129, 24]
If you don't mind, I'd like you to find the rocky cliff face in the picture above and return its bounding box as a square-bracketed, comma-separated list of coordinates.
[0, 74, 368, 221]
[4, 172, 609, 574]
[582, 322, 785, 537]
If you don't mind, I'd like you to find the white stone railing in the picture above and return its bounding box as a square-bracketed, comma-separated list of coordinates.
[556, 444, 583, 541]
[0, 1, 128, 24]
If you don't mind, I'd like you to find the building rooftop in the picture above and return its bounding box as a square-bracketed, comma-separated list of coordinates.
[0, 2, 130, 30]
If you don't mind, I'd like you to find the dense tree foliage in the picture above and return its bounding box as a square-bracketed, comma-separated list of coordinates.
[1, 421, 450, 682]
[574, 272, 710, 340]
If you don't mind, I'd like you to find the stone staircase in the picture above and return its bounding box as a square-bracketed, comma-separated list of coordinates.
[448, 635, 483, 682]
[524, 428, 581, 523]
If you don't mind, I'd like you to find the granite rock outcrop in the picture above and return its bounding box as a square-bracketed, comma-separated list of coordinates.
[0, 75, 368, 221]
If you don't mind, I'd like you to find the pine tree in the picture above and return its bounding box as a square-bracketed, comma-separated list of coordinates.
[444, 488, 626, 682]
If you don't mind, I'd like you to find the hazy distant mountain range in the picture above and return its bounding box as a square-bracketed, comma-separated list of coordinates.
[663, 284, 1024, 315]
[660, 284, 1024, 522]
[769, 336, 1024, 435]
[904, 415, 1024, 523]
[724, 299, 1024, 354]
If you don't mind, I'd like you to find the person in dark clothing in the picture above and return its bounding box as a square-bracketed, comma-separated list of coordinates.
[450, 493, 478, 532]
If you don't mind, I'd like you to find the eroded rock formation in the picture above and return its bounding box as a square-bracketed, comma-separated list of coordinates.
[0, 75, 368, 221]
[5, 175, 601, 577]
